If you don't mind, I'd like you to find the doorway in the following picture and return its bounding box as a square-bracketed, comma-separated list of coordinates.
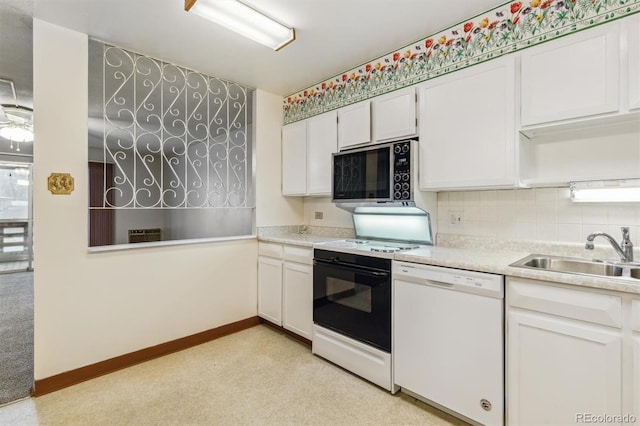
[0, 162, 33, 406]
[0, 163, 33, 272]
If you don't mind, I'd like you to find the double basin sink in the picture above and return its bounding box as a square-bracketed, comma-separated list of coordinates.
[511, 254, 640, 280]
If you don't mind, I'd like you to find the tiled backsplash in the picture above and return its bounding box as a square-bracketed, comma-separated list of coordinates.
[437, 188, 640, 245]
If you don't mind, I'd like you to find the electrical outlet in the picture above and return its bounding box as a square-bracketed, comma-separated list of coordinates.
[314, 211, 324, 220]
[448, 210, 463, 226]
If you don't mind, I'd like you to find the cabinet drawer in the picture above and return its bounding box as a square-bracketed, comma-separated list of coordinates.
[632, 299, 640, 332]
[508, 278, 622, 328]
[283, 245, 313, 265]
[258, 242, 283, 259]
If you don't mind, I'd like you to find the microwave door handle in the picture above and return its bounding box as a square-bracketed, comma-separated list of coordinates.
[313, 259, 389, 278]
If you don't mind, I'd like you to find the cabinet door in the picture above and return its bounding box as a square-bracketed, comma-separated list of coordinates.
[634, 334, 640, 423]
[282, 261, 313, 340]
[628, 14, 640, 111]
[633, 299, 640, 422]
[307, 110, 337, 195]
[507, 309, 622, 425]
[257, 256, 283, 326]
[521, 22, 620, 126]
[337, 100, 371, 150]
[372, 87, 416, 142]
[419, 56, 516, 190]
[282, 121, 307, 195]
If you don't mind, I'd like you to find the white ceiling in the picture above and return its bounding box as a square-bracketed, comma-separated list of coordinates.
[30, 0, 502, 97]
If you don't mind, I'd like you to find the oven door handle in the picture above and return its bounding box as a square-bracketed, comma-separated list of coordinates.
[313, 259, 389, 277]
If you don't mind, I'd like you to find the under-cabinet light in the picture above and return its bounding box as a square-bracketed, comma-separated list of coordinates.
[185, 0, 295, 51]
[570, 180, 640, 203]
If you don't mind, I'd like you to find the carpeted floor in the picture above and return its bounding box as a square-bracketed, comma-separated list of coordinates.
[0, 271, 33, 406]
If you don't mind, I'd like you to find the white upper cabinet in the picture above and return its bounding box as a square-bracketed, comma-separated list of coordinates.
[521, 21, 620, 126]
[306, 111, 338, 195]
[371, 87, 417, 142]
[337, 100, 371, 150]
[419, 56, 516, 190]
[282, 121, 307, 196]
[282, 111, 337, 197]
[628, 14, 640, 111]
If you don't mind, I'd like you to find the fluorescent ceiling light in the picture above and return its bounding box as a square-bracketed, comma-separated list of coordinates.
[570, 180, 640, 203]
[185, 0, 295, 51]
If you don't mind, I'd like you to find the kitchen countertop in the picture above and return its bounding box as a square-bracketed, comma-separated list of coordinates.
[396, 246, 640, 295]
[258, 233, 345, 248]
[258, 233, 640, 295]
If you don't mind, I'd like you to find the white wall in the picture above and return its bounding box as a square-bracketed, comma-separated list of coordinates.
[33, 19, 258, 380]
[304, 197, 352, 229]
[254, 89, 303, 227]
[437, 187, 640, 244]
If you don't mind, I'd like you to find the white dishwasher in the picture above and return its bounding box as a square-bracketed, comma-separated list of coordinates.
[393, 261, 504, 426]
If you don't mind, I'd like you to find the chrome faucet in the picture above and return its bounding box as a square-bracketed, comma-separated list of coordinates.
[585, 227, 634, 263]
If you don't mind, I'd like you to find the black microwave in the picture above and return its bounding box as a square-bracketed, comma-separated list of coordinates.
[332, 139, 416, 204]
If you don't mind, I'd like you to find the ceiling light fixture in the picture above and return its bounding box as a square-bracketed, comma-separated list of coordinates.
[570, 180, 640, 203]
[185, 0, 295, 51]
[0, 79, 34, 151]
[0, 124, 33, 143]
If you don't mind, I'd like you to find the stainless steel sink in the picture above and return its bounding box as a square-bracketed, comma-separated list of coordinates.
[510, 254, 640, 280]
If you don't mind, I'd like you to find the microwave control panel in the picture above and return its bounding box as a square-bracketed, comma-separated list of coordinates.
[392, 141, 412, 200]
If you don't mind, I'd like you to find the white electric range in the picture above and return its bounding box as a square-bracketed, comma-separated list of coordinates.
[311, 207, 433, 392]
[313, 238, 423, 259]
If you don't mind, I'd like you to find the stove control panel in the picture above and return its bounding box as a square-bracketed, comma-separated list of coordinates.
[392, 141, 412, 201]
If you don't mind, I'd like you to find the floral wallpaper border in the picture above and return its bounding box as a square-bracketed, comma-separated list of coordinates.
[283, 0, 640, 124]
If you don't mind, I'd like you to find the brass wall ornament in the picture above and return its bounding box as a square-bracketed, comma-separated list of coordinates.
[48, 173, 75, 195]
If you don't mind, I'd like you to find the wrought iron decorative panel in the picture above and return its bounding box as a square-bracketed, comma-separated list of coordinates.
[100, 44, 251, 209]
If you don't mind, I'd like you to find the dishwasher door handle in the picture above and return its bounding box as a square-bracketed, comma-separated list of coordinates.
[424, 279, 454, 287]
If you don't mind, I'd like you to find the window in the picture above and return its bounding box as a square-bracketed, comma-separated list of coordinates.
[88, 41, 254, 246]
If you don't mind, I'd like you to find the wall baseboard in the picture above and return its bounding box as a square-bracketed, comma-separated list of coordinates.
[33, 316, 260, 397]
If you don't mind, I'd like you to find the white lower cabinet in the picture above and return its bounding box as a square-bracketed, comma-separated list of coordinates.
[634, 334, 640, 423]
[632, 299, 640, 422]
[283, 260, 313, 340]
[257, 255, 283, 325]
[508, 310, 622, 425]
[507, 278, 625, 425]
[258, 242, 313, 341]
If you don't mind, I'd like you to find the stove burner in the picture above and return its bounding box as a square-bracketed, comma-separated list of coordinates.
[369, 246, 401, 253]
[316, 240, 423, 256]
[394, 244, 420, 250]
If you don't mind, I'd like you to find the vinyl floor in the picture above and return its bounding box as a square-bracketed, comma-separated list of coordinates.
[0, 325, 466, 425]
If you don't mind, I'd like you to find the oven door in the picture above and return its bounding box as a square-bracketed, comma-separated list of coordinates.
[313, 257, 391, 352]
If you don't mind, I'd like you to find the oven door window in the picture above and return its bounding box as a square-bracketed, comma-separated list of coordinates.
[327, 277, 372, 313]
[313, 261, 391, 352]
